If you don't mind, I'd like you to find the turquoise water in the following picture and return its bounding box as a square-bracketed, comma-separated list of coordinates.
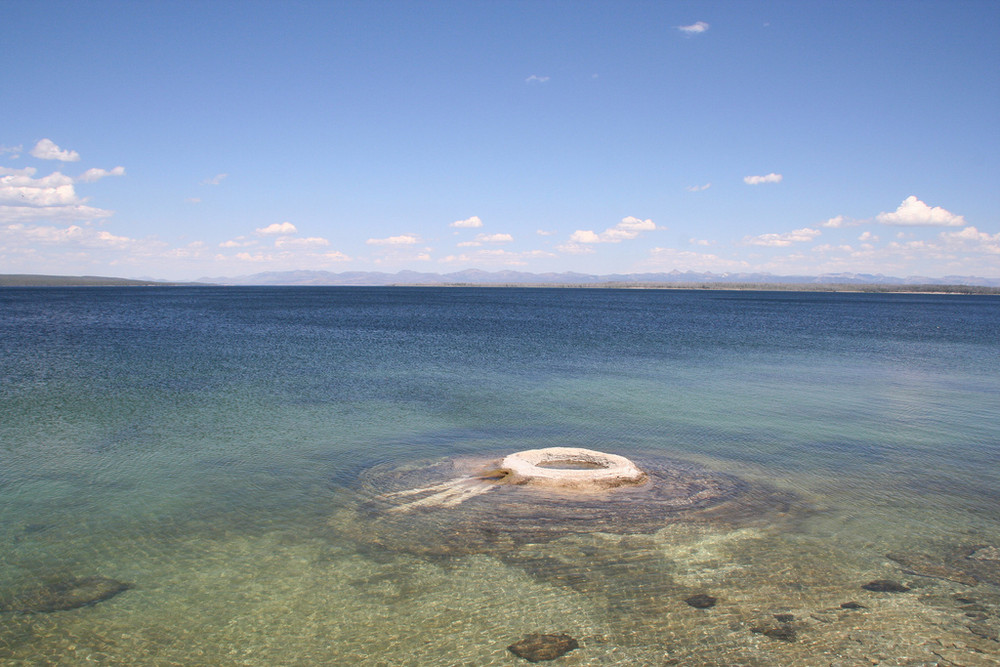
[1, 287, 998, 665]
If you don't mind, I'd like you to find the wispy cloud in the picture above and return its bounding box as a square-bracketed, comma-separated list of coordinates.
[678, 21, 709, 35]
[456, 233, 513, 248]
[366, 234, 420, 245]
[525, 75, 550, 84]
[876, 196, 965, 227]
[648, 247, 750, 272]
[477, 233, 512, 243]
[1, 145, 23, 158]
[686, 183, 711, 192]
[744, 227, 821, 247]
[219, 237, 257, 248]
[744, 173, 782, 185]
[0, 223, 163, 255]
[30, 139, 80, 162]
[274, 236, 330, 248]
[256, 222, 297, 235]
[441, 248, 554, 266]
[202, 173, 228, 186]
[450, 215, 483, 228]
[937, 226, 1000, 254]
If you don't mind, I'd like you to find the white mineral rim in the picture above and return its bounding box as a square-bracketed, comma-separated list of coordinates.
[381, 447, 648, 512]
[500, 447, 647, 490]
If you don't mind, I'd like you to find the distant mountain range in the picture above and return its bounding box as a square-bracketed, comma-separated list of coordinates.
[4, 270, 999, 290]
[199, 268, 1000, 288]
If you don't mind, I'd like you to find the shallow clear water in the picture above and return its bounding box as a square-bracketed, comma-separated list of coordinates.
[1, 287, 998, 665]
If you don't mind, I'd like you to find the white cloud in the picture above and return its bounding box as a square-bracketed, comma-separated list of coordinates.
[274, 236, 330, 248]
[876, 196, 965, 227]
[366, 234, 419, 245]
[618, 216, 656, 232]
[566, 216, 658, 246]
[686, 183, 711, 192]
[476, 233, 513, 243]
[0, 166, 115, 223]
[77, 166, 126, 183]
[689, 238, 714, 246]
[30, 139, 80, 162]
[821, 215, 849, 228]
[1, 168, 75, 206]
[536, 229, 554, 236]
[256, 222, 297, 235]
[525, 75, 550, 84]
[450, 215, 483, 228]
[186, 197, 202, 204]
[569, 229, 601, 244]
[744, 227, 821, 247]
[678, 21, 710, 34]
[858, 231, 879, 242]
[202, 173, 228, 185]
[1, 145, 23, 158]
[744, 173, 783, 185]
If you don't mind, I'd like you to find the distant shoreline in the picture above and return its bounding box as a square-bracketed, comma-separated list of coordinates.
[0, 274, 205, 287]
[2, 274, 999, 295]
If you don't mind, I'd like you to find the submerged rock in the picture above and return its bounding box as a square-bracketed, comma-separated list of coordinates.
[840, 601, 866, 610]
[773, 613, 795, 623]
[887, 552, 977, 586]
[507, 633, 579, 662]
[684, 593, 717, 609]
[968, 545, 1000, 562]
[0, 576, 131, 613]
[862, 579, 910, 593]
[968, 623, 999, 642]
[884, 545, 1000, 587]
[751, 624, 797, 642]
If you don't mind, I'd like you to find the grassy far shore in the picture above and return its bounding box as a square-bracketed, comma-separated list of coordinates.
[2, 274, 999, 294]
[0, 274, 202, 287]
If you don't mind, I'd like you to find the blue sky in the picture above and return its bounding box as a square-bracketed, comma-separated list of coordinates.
[2, 0, 998, 280]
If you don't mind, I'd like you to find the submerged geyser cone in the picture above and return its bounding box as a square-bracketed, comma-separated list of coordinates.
[500, 447, 647, 490]
[332, 448, 800, 557]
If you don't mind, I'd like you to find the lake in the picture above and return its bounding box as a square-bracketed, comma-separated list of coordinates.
[1, 287, 998, 665]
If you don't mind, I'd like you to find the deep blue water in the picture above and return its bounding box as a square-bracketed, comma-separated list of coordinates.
[1, 287, 998, 664]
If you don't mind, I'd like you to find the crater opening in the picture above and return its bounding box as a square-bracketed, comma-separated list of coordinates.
[535, 460, 605, 470]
